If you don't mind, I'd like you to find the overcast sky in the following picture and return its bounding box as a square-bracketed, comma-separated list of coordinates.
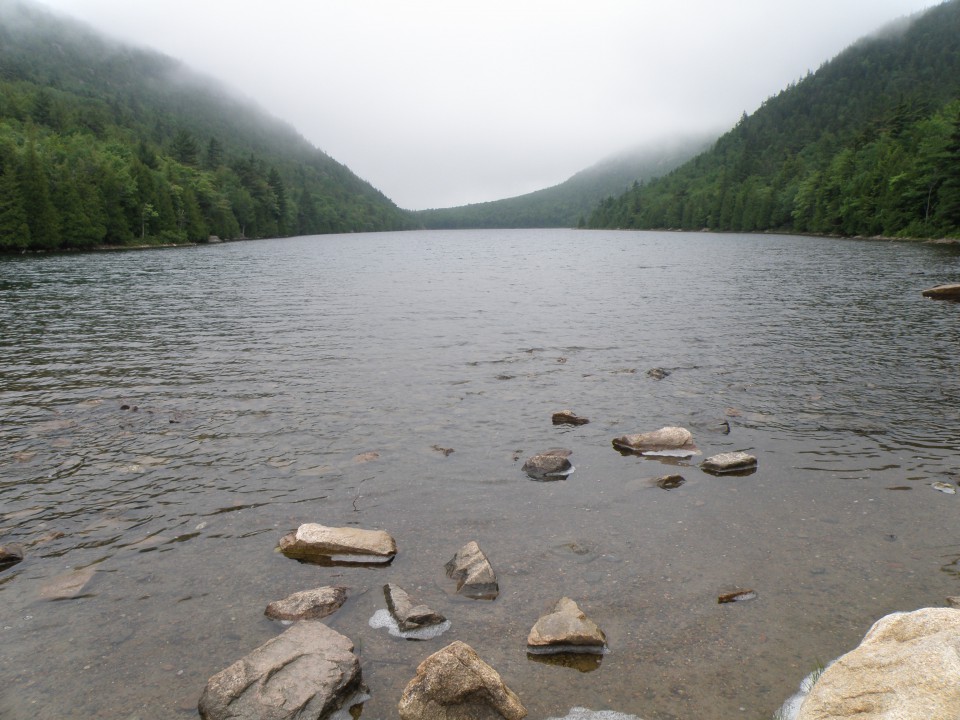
[37, 0, 936, 210]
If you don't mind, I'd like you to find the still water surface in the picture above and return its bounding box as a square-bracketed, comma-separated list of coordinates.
[1, 229, 959, 720]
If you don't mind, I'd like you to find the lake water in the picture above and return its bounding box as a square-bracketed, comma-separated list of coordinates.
[1, 228, 959, 720]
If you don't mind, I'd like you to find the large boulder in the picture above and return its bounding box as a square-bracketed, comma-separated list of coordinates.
[445, 541, 499, 599]
[527, 598, 606, 654]
[265, 586, 348, 622]
[398, 640, 526, 720]
[797, 608, 960, 720]
[922, 283, 960, 300]
[198, 621, 363, 720]
[279, 523, 396, 564]
[612, 427, 699, 456]
[384, 583, 446, 631]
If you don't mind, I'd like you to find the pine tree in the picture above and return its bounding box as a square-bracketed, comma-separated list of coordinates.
[20, 136, 60, 249]
[0, 155, 31, 250]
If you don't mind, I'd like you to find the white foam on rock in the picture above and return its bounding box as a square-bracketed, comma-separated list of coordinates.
[546, 709, 642, 720]
[774, 665, 831, 720]
[327, 690, 370, 720]
[368, 608, 451, 640]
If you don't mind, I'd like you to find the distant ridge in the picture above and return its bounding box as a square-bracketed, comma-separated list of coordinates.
[587, 0, 960, 239]
[0, 0, 413, 251]
[414, 135, 712, 229]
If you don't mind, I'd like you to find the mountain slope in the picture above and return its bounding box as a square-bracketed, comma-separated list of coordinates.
[414, 136, 712, 229]
[0, 0, 413, 250]
[588, 0, 960, 239]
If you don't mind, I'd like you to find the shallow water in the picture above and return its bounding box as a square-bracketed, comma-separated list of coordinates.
[1, 229, 959, 720]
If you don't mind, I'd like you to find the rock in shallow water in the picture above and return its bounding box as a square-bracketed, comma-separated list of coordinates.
[198, 621, 363, 720]
[796, 607, 960, 720]
[0, 543, 24, 571]
[612, 427, 699, 456]
[265, 586, 348, 622]
[522, 449, 574, 479]
[552, 410, 590, 426]
[445, 541, 499, 600]
[279, 523, 396, 564]
[922, 283, 960, 300]
[527, 598, 607, 654]
[384, 583, 446, 632]
[700, 451, 757, 474]
[398, 640, 526, 720]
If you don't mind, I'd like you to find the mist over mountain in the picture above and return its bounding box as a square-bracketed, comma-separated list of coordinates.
[414, 135, 714, 229]
[0, 0, 413, 251]
[587, 0, 960, 239]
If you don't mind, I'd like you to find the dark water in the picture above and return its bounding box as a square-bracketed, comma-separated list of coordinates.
[1, 229, 959, 720]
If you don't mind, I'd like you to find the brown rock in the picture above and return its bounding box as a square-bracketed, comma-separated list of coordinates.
[718, 589, 757, 604]
[0, 543, 24, 571]
[522, 449, 573, 479]
[612, 426, 700, 456]
[797, 608, 960, 720]
[384, 583, 446, 631]
[526, 598, 606, 654]
[265, 586, 348, 622]
[279, 523, 396, 563]
[922, 283, 960, 300]
[647, 367, 671, 380]
[551, 410, 589, 426]
[445, 541, 498, 600]
[198, 621, 363, 720]
[40, 566, 96, 600]
[654, 474, 685, 490]
[398, 640, 526, 720]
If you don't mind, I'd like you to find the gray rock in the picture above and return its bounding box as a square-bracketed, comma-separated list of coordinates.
[612, 426, 699, 456]
[527, 598, 606, 654]
[445, 541, 499, 600]
[647, 367, 671, 380]
[797, 608, 960, 720]
[279, 523, 396, 563]
[398, 640, 526, 720]
[947, 597, 960, 609]
[551, 410, 590, 426]
[0, 543, 24, 571]
[199, 621, 363, 720]
[522, 449, 573, 479]
[39, 566, 96, 600]
[922, 283, 960, 300]
[384, 583, 446, 631]
[265, 586, 348, 622]
[700, 451, 757, 474]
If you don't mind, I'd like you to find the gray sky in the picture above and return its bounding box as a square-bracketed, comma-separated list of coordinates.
[38, 0, 936, 210]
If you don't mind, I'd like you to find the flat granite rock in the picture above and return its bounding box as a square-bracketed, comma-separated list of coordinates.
[527, 598, 607, 654]
[198, 621, 363, 720]
[445, 541, 499, 600]
[922, 283, 960, 300]
[279, 523, 396, 563]
[700, 451, 757, 474]
[265, 586, 348, 622]
[612, 426, 700, 456]
[398, 640, 526, 720]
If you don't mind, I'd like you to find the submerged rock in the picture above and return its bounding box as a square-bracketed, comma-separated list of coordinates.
[445, 541, 499, 600]
[279, 523, 397, 564]
[198, 621, 363, 720]
[552, 410, 590, 426]
[398, 640, 527, 720]
[647, 367, 671, 380]
[384, 583, 447, 632]
[527, 598, 607, 655]
[0, 543, 24, 571]
[796, 607, 960, 720]
[265, 586, 348, 622]
[718, 589, 757, 604]
[654, 474, 685, 490]
[612, 427, 699, 456]
[522, 449, 574, 479]
[932, 481, 957, 495]
[40, 566, 96, 600]
[922, 283, 960, 300]
[700, 451, 757, 474]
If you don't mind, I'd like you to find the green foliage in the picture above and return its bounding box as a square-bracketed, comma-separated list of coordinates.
[588, 1, 960, 239]
[0, 0, 413, 251]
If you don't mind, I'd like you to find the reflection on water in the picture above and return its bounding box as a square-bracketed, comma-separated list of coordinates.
[1, 229, 959, 719]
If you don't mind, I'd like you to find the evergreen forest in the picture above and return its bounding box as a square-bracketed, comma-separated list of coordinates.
[587, 0, 960, 239]
[0, 0, 413, 252]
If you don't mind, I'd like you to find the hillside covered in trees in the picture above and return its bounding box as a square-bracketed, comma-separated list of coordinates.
[414, 136, 712, 229]
[0, 0, 414, 251]
[588, 0, 960, 239]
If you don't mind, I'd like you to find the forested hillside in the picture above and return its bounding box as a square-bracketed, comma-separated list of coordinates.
[415, 137, 711, 229]
[588, 0, 960, 239]
[0, 0, 413, 251]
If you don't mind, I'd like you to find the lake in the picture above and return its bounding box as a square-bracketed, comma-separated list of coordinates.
[1, 228, 959, 720]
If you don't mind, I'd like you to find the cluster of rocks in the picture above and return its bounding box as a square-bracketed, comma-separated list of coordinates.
[198, 524, 609, 720]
